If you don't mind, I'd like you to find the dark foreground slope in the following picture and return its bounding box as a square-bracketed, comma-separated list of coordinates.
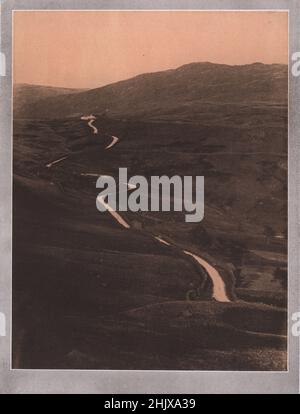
[13, 112, 287, 370]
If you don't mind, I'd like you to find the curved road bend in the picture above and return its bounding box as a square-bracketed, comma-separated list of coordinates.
[183, 250, 230, 302]
[105, 136, 119, 149]
[154, 236, 230, 302]
[88, 119, 98, 134]
[80, 115, 98, 134]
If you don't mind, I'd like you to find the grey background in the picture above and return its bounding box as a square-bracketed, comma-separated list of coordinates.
[0, 0, 299, 394]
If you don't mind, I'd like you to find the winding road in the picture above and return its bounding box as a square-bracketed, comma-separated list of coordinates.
[88, 119, 98, 134]
[105, 136, 119, 149]
[46, 156, 68, 168]
[81, 114, 98, 134]
[46, 114, 231, 303]
[46, 114, 119, 168]
[81, 114, 118, 147]
[97, 194, 130, 229]
[183, 250, 230, 302]
[154, 236, 229, 302]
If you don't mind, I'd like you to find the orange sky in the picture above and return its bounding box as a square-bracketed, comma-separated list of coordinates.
[13, 11, 288, 89]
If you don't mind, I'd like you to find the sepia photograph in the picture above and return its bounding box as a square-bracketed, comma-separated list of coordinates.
[12, 10, 288, 371]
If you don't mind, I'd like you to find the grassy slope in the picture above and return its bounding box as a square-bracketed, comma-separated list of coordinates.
[13, 113, 287, 370]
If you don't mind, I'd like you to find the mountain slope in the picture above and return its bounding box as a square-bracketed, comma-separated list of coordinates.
[14, 62, 288, 121]
[13, 84, 87, 118]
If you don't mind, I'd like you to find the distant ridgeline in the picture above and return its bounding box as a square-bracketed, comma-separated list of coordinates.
[14, 62, 288, 124]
